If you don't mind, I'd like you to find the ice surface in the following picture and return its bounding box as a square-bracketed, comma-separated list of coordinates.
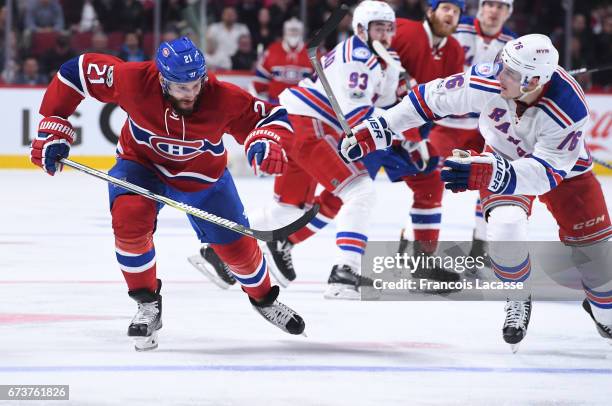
[1, 170, 611, 405]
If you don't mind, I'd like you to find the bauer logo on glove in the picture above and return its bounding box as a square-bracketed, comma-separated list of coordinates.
[339, 116, 393, 163]
[441, 149, 516, 194]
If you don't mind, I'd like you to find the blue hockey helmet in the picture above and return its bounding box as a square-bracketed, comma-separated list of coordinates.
[428, 0, 465, 12]
[155, 37, 206, 84]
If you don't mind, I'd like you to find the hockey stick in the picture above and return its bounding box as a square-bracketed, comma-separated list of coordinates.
[567, 64, 612, 76]
[307, 4, 354, 142]
[592, 156, 612, 170]
[60, 158, 319, 242]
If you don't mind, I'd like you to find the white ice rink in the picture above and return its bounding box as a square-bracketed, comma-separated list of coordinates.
[1, 169, 611, 405]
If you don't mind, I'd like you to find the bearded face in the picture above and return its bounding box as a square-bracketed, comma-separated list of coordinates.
[160, 76, 205, 116]
[427, 3, 461, 38]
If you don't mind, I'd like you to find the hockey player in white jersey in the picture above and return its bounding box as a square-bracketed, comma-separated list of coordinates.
[340, 34, 612, 349]
[447, 0, 517, 262]
[192, 1, 405, 299]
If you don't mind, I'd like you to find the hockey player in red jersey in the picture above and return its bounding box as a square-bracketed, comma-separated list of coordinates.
[252, 18, 313, 104]
[361, 0, 464, 284]
[30, 37, 306, 351]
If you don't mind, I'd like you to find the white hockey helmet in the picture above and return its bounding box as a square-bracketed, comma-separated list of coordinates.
[352, 0, 396, 41]
[479, 0, 513, 14]
[283, 18, 304, 48]
[497, 34, 559, 90]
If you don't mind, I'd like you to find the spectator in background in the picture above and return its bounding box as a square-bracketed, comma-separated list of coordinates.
[86, 31, 116, 55]
[79, 0, 99, 32]
[570, 35, 591, 89]
[204, 34, 231, 71]
[252, 8, 275, 52]
[41, 33, 75, 78]
[269, 0, 297, 39]
[118, 32, 148, 62]
[231, 34, 257, 70]
[592, 12, 612, 88]
[24, 0, 64, 32]
[115, 0, 146, 33]
[572, 14, 593, 63]
[237, 0, 261, 35]
[0, 30, 20, 84]
[14, 57, 48, 85]
[206, 6, 249, 59]
[324, 9, 352, 53]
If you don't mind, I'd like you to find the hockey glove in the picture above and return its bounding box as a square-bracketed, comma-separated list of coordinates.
[441, 149, 515, 194]
[244, 128, 288, 176]
[339, 116, 393, 163]
[30, 116, 76, 176]
[401, 139, 439, 174]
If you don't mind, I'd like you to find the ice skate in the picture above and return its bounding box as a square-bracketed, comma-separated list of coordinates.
[263, 239, 296, 287]
[250, 285, 305, 335]
[188, 244, 236, 289]
[128, 279, 163, 351]
[324, 264, 374, 300]
[582, 299, 612, 345]
[503, 296, 531, 353]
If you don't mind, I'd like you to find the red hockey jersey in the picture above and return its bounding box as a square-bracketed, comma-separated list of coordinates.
[392, 18, 465, 84]
[40, 53, 292, 192]
[253, 41, 313, 104]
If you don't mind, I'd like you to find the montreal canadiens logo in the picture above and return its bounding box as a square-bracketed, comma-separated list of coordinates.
[162, 47, 170, 57]
[150, 136, 206, 161]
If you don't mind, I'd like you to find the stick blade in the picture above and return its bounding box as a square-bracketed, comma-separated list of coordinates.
[251, 204, 320, 242]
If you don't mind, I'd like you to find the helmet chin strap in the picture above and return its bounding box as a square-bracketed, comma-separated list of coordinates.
[516, 84, 542, 102]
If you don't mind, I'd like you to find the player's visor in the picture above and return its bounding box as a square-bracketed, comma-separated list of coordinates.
[369, 21, 396, 36]
[493, 50, 521, 83]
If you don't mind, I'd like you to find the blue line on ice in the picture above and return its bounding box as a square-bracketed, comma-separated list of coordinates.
[1, 365, 611, 374]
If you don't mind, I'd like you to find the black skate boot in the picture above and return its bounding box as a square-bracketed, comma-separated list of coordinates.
[467, 232, 490, 274]
[263, 239, 296, 288]
[188, 244, 236, 289]
[324, 265, 375, 300]
[250, 285, 305, 335]
[128, 279, 162, 351]
[502, 296, 532, 353]
[582, 299, 612, 344]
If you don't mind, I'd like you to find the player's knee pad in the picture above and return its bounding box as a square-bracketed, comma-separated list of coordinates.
[211, 236, 259, 273]
[487, 205, 528, 242]
[111, 195, 157, 243]
[316, 189, 343, 219]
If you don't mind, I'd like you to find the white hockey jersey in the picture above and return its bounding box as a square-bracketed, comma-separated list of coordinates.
[279, 35, 401, 132]
[382, 63, 592, 196]
[445, 16, 517, 130]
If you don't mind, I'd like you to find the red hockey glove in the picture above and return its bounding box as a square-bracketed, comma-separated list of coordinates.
[339, 116, 393, 162]
[30, 116, 76, 176]
[401, 139, 440, 174]
[244, 128, 288, 176]
[441, 149, 516, 193]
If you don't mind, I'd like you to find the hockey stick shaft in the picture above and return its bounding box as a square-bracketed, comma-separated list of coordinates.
[592, 156, 612, 170]
[307, 5, 353, 139]
[567, 64, 612, 76]
[60, 158, 318, 242]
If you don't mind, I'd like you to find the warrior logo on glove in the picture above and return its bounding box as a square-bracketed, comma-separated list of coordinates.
[30, 116, 76, 176]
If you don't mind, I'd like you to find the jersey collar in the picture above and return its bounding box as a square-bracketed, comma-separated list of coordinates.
[423, 20, 448, 53]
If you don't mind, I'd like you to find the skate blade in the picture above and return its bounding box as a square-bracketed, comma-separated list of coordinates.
[509, 343, 521, 354]
[261, 249, 292, 288]
[187, 255, 232, 289]
[323, 284, 361, 300]
[133, 331, 159, 352]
